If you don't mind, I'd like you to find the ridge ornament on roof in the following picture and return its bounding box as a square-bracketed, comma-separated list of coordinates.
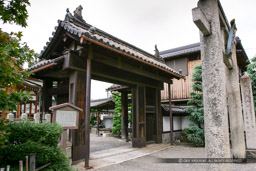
[65, 5, 85, 23]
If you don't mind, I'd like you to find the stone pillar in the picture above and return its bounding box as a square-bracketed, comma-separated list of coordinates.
[193, 1, 231, 170]
[197, 0, 231, 159]
[240, 74, 256, 150]
[21, 113, 28, 120]
[45, 114, 51, 123]
[34, 113, 40, 123]
[225, 44, 246, 158]
[7, 113, 14, 121]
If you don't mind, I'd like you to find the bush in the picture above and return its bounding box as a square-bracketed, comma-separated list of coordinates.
[183, 124, 204, 147]
[183, 65, 205, 146]
[0, 121, 72, 170]
[90, 116, 97, 128]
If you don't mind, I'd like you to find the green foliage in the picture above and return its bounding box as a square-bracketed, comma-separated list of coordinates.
[0, 29, 35, 111]
[0, 90, 31, 111]
[0, 0, 37, 111]
[183, 124, 204, 146]
[247, 56, 256, 114]
[90, 116, 97, 128]
[112, 92, 122, 136]
[0, 119, 10, 149]
[183, 65, 204, 146]
[0, 0, 30, 27]
[0, 121, 72, 170]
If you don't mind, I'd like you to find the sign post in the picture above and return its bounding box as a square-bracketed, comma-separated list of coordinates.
[50, 103, 82, 152]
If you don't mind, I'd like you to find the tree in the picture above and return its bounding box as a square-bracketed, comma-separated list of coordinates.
[0, 0, 35, 115]
[0, 0, 30, 27]
[112, 92, 132, 137]
[183, 65, 204, 146]
[112, 92, 122, 136]
[246, 56, 256, 114]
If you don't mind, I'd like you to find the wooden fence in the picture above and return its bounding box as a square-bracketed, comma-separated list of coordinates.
[161, 60, 201, 100]
[1, 154, 51, 171]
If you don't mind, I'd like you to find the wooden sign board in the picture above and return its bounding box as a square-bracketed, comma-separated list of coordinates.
[50, 103, 82, 129]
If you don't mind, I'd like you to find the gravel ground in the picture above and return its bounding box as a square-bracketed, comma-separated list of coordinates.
[90, 134, 131, 153]
[92, 146, 256, 171]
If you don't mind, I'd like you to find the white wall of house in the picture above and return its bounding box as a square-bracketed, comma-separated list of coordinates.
[102, 118, 114, 129]
[181, 117, 193, 129]
[163, 116, 182, 132]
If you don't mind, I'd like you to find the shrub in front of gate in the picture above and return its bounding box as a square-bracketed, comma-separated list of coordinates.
[112, 92, 122, 136]
[0, 121, 73, 170]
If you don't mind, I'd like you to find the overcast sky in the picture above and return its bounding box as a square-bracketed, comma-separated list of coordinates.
[2, 0, 256, 99]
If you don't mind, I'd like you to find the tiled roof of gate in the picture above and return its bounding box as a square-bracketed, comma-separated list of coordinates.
[27, 56, 65, 72]
[160, 43, 200, 59]
[37, 7, 183, 78]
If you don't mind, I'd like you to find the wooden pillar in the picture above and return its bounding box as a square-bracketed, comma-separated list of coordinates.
[19, 104, 22, 118]
[84, 46, 92, 168]
[42, 80, 52, 114]
[17, 104, 20, 118]
[70, 70, 86, 161]
[35, 94, 38, 114]
[29, 103, 32, 119]
[97, 111, 100, 136]
[132, 87, 137, 147]
[24, 103, 26, 113]
[156, 89, 162, 143]
[168, 83, 173, 145]
[61, 129, 68, 152]
[121, 92, 128, 140]
[132, 85, 146, 148]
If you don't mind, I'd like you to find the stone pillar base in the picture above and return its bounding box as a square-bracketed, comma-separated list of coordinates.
[246, 150, 256, 159]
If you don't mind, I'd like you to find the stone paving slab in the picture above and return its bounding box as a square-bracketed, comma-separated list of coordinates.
[92, 146, 256, 171]
[73, 144, 171, 170]
[90, 146, 136, 160]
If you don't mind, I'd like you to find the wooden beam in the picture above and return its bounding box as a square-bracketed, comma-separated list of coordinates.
[92, 74, 134, 88]
[92, 51, 173, 84]
[91, 61, 164, 89]
[47, 85, 69, 95]
[192, 7, 211, 36]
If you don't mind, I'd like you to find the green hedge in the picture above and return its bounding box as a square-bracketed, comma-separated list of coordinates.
[0, 121, 73, 170]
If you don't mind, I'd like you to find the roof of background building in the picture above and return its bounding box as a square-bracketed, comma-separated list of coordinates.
[91, 98, 115, 109]
[160, 38, 249, 67]
[160, 43, 200, 59]
[161, 104, 190, 115]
